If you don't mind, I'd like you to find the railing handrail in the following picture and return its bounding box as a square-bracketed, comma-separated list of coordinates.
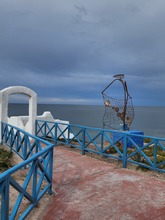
[0, 121, 54, 219]
[36, 119, 165, 174]
[2, 121, 51, 144]
[0, 143, 53, 181]
[36, 119, 165, 141]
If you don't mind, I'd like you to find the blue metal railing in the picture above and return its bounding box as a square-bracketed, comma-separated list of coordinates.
[0, 122, 54, 220]
[36, 120, 165, 173]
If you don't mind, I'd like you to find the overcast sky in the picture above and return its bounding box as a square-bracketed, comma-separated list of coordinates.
[0, 0, 165, 106]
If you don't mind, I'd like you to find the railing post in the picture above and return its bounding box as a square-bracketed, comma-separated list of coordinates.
[101, 130, 104, 154]
[1, 178, 10, 220]
[23, 135, 28, 160]
[10, 127, 14, 149]
[122, 133, 127, 168]
[54, 123, 58, 146]
[32, 159, 38, 202]
[82, 128, 86, 155]
[153, 140, 158, 169]
[67, 124, 70, 145]
[44, 121, 47, 139]
[48, 148, 54, 195]
[35, 120, 39, 137]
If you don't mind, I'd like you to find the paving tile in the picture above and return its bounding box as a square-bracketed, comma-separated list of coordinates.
[41, 146, 165, 220]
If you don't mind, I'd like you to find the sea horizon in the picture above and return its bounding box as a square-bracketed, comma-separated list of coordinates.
[8, 102, 165, 107]
[7, 103, 165, 138]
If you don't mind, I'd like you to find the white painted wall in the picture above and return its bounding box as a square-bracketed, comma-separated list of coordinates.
[8, 111, 70, 139]
[0, 86, 37, 142]
[0, 86, 71, 143]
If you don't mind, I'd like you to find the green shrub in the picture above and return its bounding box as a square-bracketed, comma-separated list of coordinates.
[144, 138, 152, 143]
[0, 149, 13, 172]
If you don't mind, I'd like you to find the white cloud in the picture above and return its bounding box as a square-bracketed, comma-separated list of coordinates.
[38, 96, 100, 105]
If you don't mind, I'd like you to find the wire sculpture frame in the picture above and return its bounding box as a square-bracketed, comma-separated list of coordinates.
[101, 74, 134, 130]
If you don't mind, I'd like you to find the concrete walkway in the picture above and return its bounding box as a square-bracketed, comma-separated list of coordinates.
[41, 146, 165, 220]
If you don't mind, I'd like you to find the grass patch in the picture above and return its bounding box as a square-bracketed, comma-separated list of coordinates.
[0, 149, 13, 172]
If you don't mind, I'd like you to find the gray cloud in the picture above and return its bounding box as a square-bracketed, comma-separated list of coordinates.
[1, 0, 165, 105]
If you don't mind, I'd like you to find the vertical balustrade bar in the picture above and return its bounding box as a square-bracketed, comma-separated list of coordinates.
[23, 135, 28, 160]
[16, 131, 20, 152]
[122, 134, 128, 168]
[153, 140, 158, 169]
[1, 178, 9, 220]
[24, 135, 28, 169]
[82, 128, 86, 155]
[54, 123, 57, 146]
[35, 140, 39, 154]
[10, 127, 13, 148]
[48, 148, 54, 195]
[9, 127, 13, 153]
[67, 124, 70, 145]
[101, 130, 104, 154]
[32, 160, 38, 202]
[44, 122, 47, 139]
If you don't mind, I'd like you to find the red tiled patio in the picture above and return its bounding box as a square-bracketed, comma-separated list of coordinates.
[41, 146, 165, 220]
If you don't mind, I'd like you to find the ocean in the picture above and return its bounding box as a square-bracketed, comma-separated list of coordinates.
[8, 104, 165, 138]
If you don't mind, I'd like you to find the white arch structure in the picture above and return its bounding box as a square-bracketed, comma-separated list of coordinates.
[0, 86, 37, 142]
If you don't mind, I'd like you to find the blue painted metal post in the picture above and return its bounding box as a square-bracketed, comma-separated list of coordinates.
[9, 128, 13, 153]
[23, 135, 28, 169]
[32, 160, 38, 201]
[153, 140, 158, 169]
[82, 128, 86, 155]
[101, 130, 104, 154]
[44, 121, 46, 139]
[122, 134, 128, 168]
[54, 123, 58, 146]
[23, 135, 28, 160]
[35, 141, 39, 154]
[67, 124, 70, 145]
[10, 127, 13, 148]
[1, 178, 9, 220]
[48, 148, 54, 194]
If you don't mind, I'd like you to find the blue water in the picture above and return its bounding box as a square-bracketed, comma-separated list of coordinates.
[8, 104, 165, 138]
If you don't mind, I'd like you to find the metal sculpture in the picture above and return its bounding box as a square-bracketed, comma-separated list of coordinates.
[101, 74, 134, 130]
